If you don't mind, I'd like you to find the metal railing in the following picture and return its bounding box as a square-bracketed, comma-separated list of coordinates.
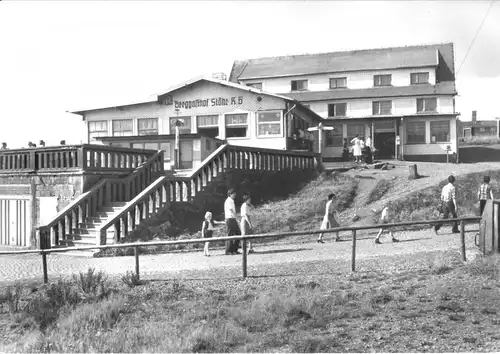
[0, 216, 481, 284]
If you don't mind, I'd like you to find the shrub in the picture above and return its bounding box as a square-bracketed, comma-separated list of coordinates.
[72, 268, 109, 297]
[1, 283, 23, 313]
[121, 271, 142, 288]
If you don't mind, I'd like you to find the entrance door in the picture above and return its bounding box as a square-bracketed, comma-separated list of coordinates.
[179, 140, 193, 169]
[374, 132, 396, 158]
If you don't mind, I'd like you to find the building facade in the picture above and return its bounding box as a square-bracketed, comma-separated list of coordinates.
[71, 77, 323, 169]
[229, 43, 459, 162]
[458, 111, 499, 140]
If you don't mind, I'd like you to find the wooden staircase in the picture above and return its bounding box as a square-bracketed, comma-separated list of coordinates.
[38, 145, 318, 256]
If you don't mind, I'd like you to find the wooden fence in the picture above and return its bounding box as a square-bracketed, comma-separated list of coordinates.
[0, 216, 481, 284]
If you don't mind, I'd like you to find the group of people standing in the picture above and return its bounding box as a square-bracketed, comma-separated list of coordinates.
[347, 134, 373, 164]
[201, 188, 255, 257]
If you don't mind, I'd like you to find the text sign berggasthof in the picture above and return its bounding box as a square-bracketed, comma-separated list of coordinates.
[174, 96, 243, 109]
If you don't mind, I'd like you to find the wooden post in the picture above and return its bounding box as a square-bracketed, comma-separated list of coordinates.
[134, 246, 140, 279]
[408, 164, 419, 180]
[351, 230, 357, 272]
[42, 252, 48, 284]
[242, 238, 248, 278]
[460, 220, 466, 262]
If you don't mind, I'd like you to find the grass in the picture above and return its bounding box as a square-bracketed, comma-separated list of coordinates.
[2, 251, 500, 352]
[365, 179, 392, 205]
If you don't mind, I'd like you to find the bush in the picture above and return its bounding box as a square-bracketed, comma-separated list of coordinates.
[121, 271, 142, 288]
[72, 268, 109, 298]
[1, 283, 23, 313]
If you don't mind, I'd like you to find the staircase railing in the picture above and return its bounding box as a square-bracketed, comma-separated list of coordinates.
[37, 150, 165, 247]
[98, 145, 316, 242]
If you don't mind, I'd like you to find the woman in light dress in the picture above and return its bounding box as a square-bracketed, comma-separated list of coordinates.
[317, 193, 341, 243]
[240, 194, 256, 254]
[350, 134, 362, 163]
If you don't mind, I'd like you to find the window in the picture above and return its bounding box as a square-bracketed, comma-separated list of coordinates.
[406, 121, 426, 144]
[169, 116, 191, 134]
[430, 121, 450, 143]
[411, 72, 429, 84]
[373, 74, 392, 86]
[225, 113, 248, 138]
[327, 103, 347, 117]
[197, 115, 219, 138]
[247, 82, 262, 90]
[329, 77, 347, 89]
[347, 124, 365, 141]
[417, 98, 437, 113]
[291, 79, 308, 91]
[372, 101, 392, 115]
[138, 118, 158, 136]
[325, 124, 343, 147]
[88, 120, 108, 141]
[112, 119, 133, 136]
[257, 111, 282, 137]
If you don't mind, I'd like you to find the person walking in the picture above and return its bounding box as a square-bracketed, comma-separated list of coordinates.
[375, 205, 399, 244]
[478, 176, 494, 215]
[240, 194, 256, 254]
[317, 193, 341, 243]
[350, 135, 362, 163]
[434, 175, 460, 234]
[224, 188, 241, 255]
[201, 211, 224, 257]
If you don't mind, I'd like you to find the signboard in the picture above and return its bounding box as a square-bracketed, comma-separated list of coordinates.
[174, 96, 243, 110]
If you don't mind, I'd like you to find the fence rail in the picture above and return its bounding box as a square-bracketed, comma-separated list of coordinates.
[0, 216, 482, 284]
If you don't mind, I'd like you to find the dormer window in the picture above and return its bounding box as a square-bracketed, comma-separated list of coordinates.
[411, 72, 429, 84]
[373, 74, 392, 86]
[291, 79, 308, 91]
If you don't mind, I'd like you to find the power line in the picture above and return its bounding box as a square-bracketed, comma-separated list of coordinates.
[457, 0, 495, 75]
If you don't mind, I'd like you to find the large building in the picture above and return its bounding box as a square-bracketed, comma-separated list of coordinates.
[71, 77, 323, 169]
[229, 43, 459, 162]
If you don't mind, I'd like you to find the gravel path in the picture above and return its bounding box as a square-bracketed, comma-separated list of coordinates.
[0, 224, 481, 285]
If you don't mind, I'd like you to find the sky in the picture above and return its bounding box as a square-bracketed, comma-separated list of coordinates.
[0, 1, 499, 148]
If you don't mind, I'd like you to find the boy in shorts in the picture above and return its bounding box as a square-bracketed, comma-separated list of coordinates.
[375, 205, 399, 244]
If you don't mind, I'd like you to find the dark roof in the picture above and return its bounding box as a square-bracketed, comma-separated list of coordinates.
[459, 120, 498, 128]
[96, 134, 224, 142]
[230, 43, 455, 83]
[281, 82, 456, 102]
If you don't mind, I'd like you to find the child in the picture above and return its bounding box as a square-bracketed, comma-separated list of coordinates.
[240, 194, 256, 254]
[201, 211, 224, 257]
[478, 175, 494, 215]
[317, 193, 341, 243]
[375, 205, 399, 244]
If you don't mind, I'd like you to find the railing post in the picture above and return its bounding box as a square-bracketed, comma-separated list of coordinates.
[41, 251, 48, 284]
[134, 246, 140, 279]
[460, 220, 466, 262]
[351, 229, 357, 272]
[242, 238, 248, 278]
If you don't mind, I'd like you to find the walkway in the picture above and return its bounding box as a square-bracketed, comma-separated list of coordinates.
[0, 224, 480, 285]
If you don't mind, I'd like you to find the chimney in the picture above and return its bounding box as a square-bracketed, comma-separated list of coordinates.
[472, 111, 477, 124]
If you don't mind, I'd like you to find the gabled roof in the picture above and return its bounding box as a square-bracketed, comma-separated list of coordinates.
[282, 82, 456, 102]
[230, 43, 455, 83]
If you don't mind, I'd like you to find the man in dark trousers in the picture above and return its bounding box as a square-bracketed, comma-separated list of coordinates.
[224, 188, 241, 255]
[434, 175, 460, 234]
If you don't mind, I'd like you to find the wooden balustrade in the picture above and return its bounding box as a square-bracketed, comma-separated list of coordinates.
[0, 144, 157, 173]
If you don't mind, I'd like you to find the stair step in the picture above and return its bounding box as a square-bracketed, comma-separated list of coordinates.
[73, 228, 114, 235]
[64, 234, 96, 241]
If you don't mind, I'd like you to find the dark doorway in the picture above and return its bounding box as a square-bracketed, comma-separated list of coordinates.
[374, 132, 395, 158]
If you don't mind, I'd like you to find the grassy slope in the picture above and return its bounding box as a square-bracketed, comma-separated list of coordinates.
[2, 253, 500, 353]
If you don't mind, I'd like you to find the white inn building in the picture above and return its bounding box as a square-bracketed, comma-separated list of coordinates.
[229, 43, 459, 162]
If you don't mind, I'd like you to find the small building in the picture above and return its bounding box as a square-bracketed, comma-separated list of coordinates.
[229, 43, 460, 162]
[70, 77, 324, 169]
[458, 111, 498, 139]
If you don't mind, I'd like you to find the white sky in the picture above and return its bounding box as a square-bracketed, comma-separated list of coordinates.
[0, 1, 499, 148]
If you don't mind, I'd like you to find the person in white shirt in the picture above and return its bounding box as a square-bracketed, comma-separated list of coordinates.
[240, 194, 256, 254]
[317, 193, 341, 243]
[375, 205, 399, 244]
[224, 188, 241, 254]
[350, 135, 362, 163]
[434, 175, 460, 234]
